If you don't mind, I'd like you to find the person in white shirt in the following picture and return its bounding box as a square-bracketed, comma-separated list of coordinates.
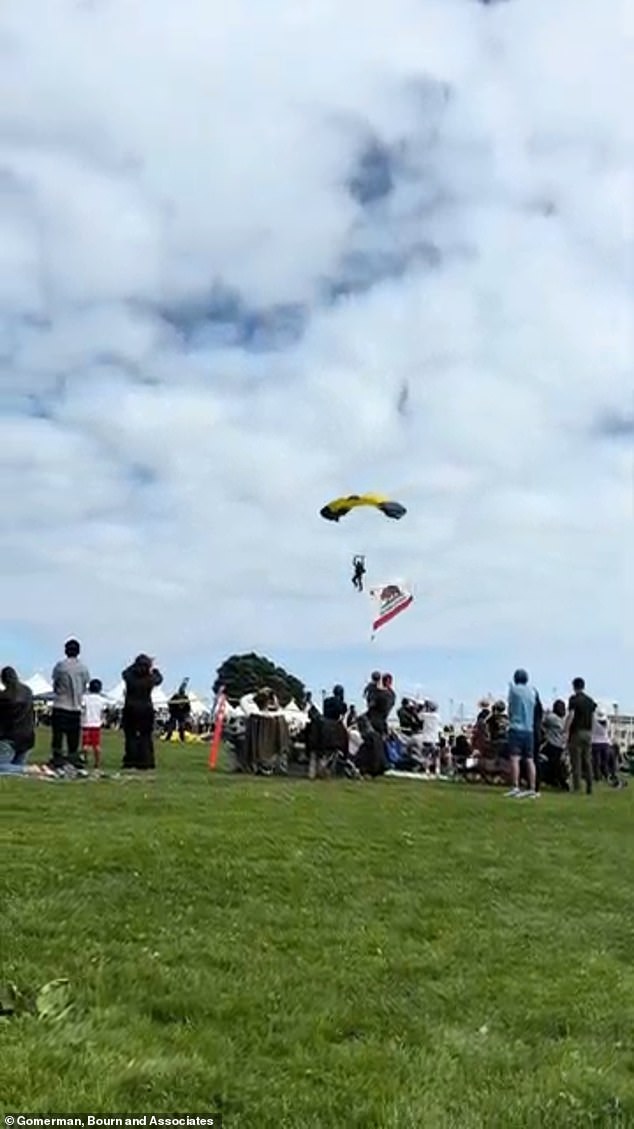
[81, 678, 108, 769]
[421, 700, 443, 775]
[591, 707, 611, 783]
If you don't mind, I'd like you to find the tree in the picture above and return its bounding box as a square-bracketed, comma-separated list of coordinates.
[213, 652, 307, 708]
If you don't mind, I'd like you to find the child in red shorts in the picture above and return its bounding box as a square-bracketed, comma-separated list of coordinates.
[81, 678, 107, 769]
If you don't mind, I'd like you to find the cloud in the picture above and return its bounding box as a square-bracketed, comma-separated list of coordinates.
[594, 410, 634, 440]
[1, 0, 632, 688]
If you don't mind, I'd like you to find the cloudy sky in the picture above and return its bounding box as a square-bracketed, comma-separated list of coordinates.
[1, 0, 632, 712]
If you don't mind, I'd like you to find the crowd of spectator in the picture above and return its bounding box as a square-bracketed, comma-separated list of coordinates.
[1, 644, 629, 799]
[0, 639, 202, 777]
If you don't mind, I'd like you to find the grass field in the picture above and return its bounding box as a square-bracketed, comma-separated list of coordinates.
[2, 731, 634, 1128]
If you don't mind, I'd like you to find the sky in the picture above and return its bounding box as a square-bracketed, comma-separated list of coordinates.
[1, 0, 633, 715]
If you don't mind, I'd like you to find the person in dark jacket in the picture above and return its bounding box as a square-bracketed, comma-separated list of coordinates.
[363, 671, 381, 704]
[166, 679, 191, 742]
[323, 684, 347, 721]
[366, 673, 395, 735]
[121, 654, 163, 771]
[566, 676, 596, 795]
[0, 667, 35, 769]
[355, 714, 386, 777]
[397, 698, 422, 735]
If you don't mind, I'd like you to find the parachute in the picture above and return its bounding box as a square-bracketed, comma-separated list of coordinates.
[320, 493, 406, 522]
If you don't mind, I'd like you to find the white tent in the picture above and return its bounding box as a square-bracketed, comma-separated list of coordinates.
[105, 680, 125, 705]
[223, 700, 246, 720]
[187, 692, 210, 717]
[283, 699, 308, 724]
[105, 680, 168, 708]
[25, 672, 53, 697]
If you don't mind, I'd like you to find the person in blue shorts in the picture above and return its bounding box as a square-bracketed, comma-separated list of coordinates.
[506, 668, 539, 799]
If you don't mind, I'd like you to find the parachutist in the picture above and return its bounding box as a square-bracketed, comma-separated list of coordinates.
[352, 555, 366, 592]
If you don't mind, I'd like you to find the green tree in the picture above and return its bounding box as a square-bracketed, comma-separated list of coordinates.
[213, 652, 306, 707]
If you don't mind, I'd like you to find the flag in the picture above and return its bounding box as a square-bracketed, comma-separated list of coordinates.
[369, 582, 414, 637]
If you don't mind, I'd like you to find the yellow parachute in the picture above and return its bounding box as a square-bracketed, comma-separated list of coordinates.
[320, 493, 406, 522]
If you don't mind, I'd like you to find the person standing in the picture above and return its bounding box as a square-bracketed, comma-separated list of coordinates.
[49, 639, 90, 770]
[540, 700, 570, 790]
[81, 678, 108, 770]
[506, 668, 539, 799]
[363, 671, 381, 705]
[591, 707, 611, 783]
[0, 666, 35, 770]
[323, 684, 347, 722]
[566, 677, 596, 794]
[121, 654, 163, 771]
[166, 680, 191, 742]
[366, 674, 395, 737]
[532, 690, 545, 792]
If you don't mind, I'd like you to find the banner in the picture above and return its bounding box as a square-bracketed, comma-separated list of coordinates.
[369, 582, 413, 638]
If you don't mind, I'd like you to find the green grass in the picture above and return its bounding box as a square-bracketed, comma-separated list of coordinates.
[2, 732, 634, 1128]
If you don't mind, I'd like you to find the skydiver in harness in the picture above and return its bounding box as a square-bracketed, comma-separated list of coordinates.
[351, 555, 366, 592]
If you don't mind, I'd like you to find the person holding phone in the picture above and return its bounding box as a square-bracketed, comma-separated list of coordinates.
[121, 653, 163, 771]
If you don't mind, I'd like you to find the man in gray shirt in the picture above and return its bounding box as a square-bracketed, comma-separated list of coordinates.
[49, 638, 90, 770]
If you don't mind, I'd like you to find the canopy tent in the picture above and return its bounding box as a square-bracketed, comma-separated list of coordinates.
[223, 700, 247, 720]
[187, 692, 210, 717]
[105, 680, 169, 709]
[283, 699, 309, 724]
[284, 699, 304, 715]
[25, 672, 53, 698]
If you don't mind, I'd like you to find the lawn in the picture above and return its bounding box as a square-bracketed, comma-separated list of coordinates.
[2, 731, 634, 1129]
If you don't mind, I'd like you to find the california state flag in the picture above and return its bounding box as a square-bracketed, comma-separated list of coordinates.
[369, 582, 414, 637]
